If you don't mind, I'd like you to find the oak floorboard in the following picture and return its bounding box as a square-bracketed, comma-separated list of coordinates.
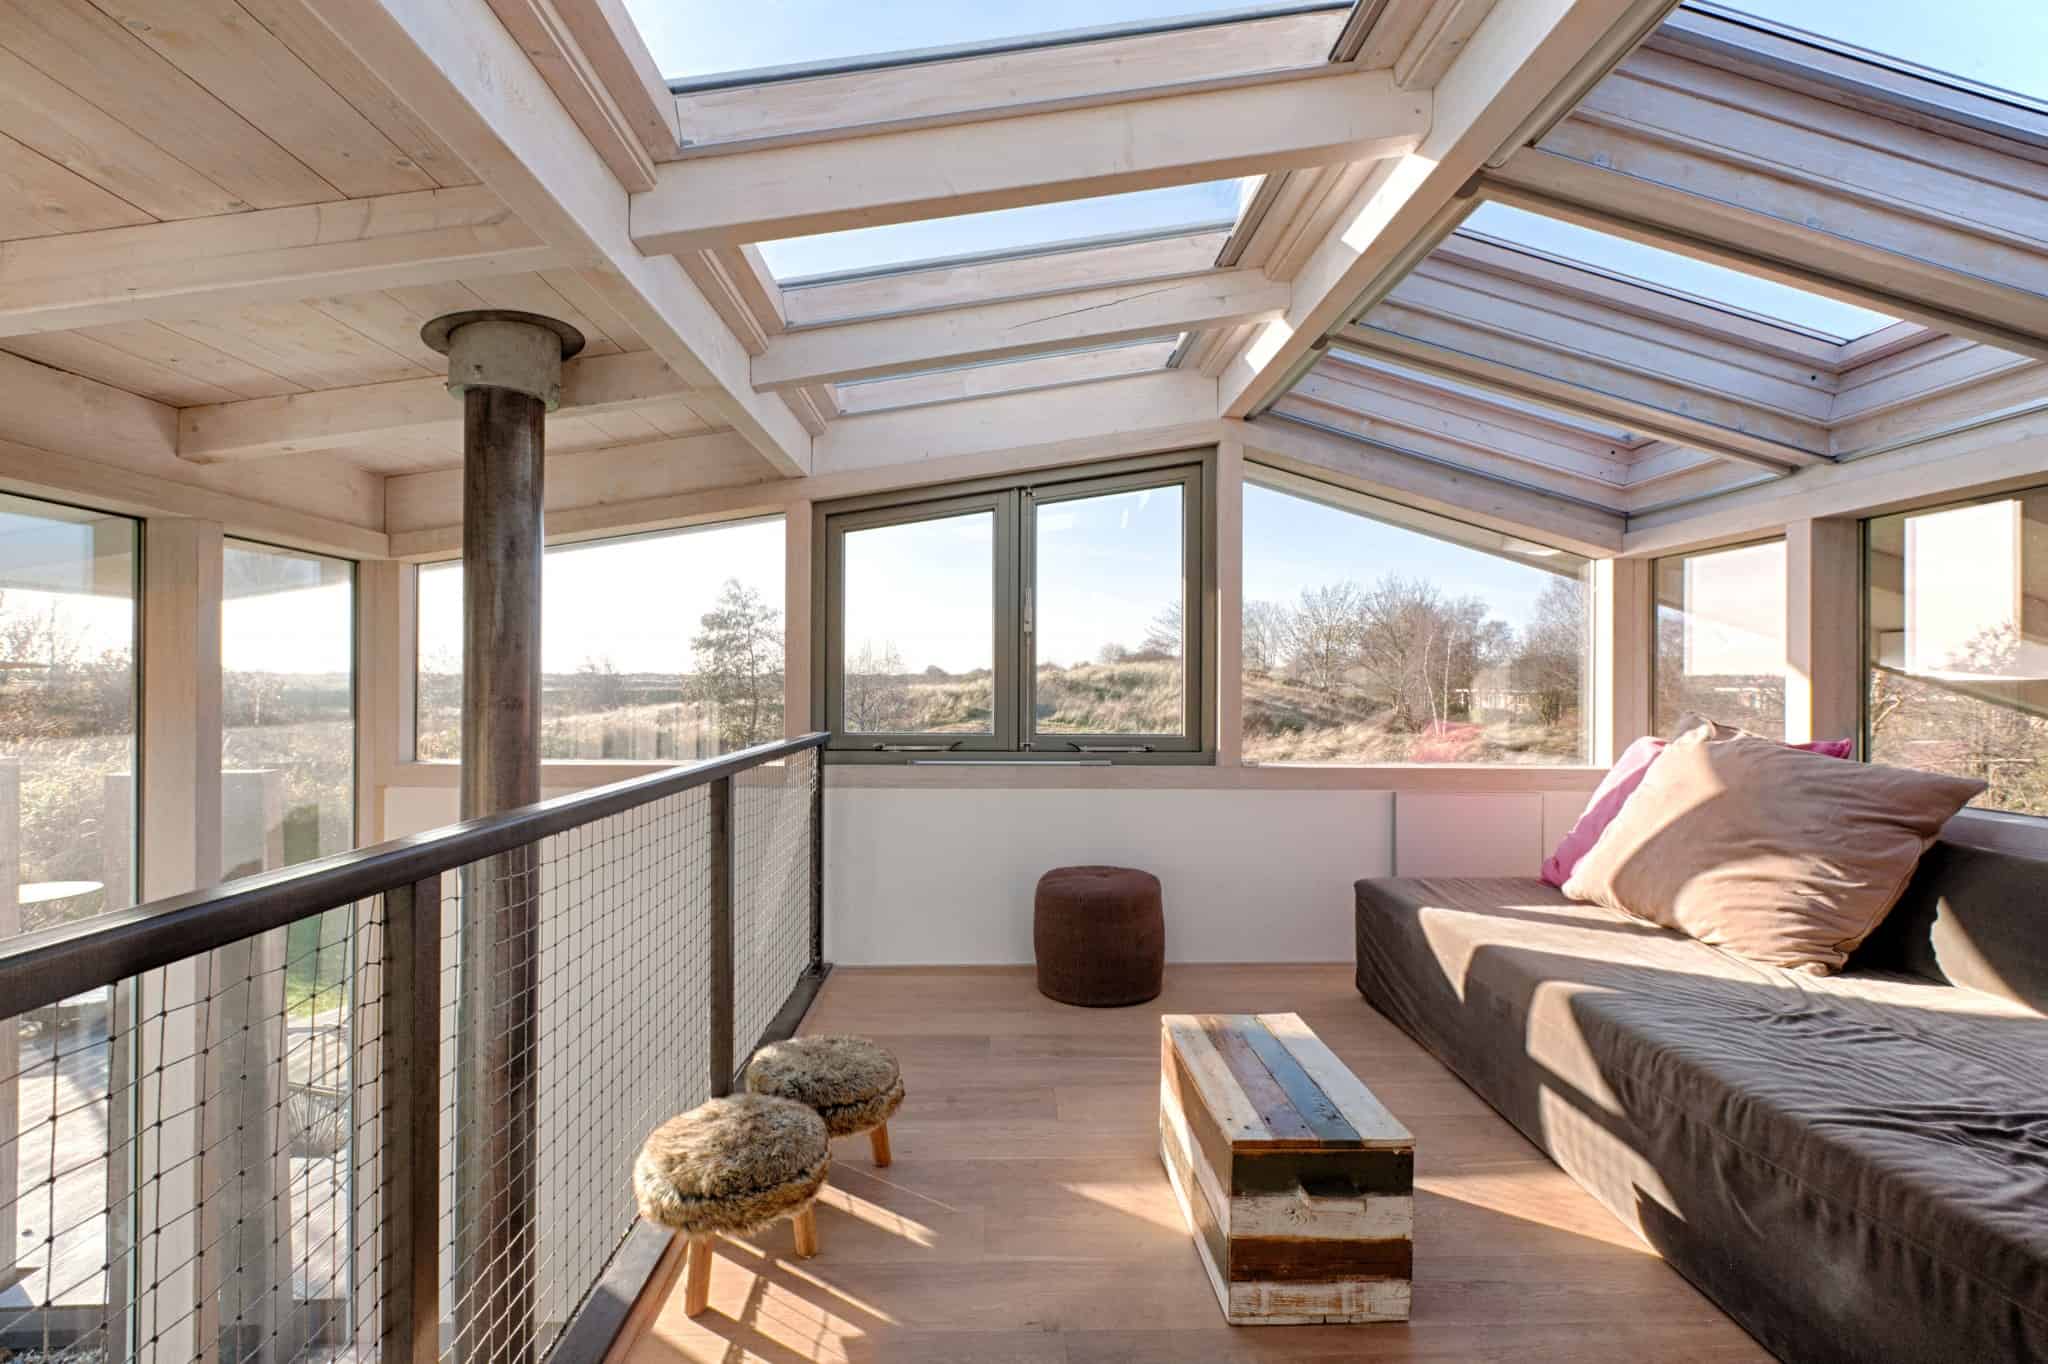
[626, 965, 1767, 1363]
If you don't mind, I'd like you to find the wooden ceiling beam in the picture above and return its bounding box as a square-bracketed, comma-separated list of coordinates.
[178, 349, 700, 462]
[1217, 0, 1678, 419]
[293, 0, 811, 476]
[0, 186, 566, 336]
[630, 71, 1431, 255]
[755, 271, 1287, 391]
[1337, 323, 1822, 471]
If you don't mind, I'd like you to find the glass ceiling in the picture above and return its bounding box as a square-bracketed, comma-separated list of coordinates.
[1698, 0, 2048, 107]
[1460, 202, 1899, 342]
[629, 1, 1346, 86]
[761, 179, 1250, 283]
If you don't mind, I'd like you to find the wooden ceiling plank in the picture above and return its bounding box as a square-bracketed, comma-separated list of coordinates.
[0, 0, 341, 208]
[78, 320, 305, 398]
[0, 42, 245, 219]
[0, 128, 153, 240]
[168, 301, 430, 390]
[461, 271, 624, 355]
[233, 0, 476, 188]
[82, 0, 437, 199]
[3, 331, 243, 406]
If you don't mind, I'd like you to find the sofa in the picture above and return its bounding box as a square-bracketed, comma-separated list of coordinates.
[1354, 838, 2048, 1364]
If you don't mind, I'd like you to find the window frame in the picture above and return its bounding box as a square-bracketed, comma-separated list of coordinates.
[815, 449, 1216, 764]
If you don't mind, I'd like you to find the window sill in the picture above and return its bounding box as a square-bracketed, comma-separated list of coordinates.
[825, 763, 1606, 791]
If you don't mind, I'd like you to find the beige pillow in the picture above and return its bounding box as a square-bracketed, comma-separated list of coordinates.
[1561, 731, 1985, 974]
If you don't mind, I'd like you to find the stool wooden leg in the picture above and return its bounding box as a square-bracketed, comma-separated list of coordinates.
[682, 1234, 714, 1317]
[868, 1122, 892, 1168]
[792, 1204, 819, 1258]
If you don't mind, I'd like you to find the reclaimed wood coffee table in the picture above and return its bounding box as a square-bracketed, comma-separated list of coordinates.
[1159, 1012, 1414, 1325]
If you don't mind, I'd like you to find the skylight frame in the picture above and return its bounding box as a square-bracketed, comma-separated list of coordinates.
[656, 1, 1353, 93]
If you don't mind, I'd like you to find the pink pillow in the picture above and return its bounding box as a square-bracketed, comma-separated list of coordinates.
[1540, 733, 1854, 886]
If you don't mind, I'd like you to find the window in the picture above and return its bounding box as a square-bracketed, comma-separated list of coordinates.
[633, 2, 1342, 84]
[1462, 202, 1897, 341]
[1707, 0, 2048, 107]
[759, 180, 1249, 283]
[1866, 489, 2048, 815]
[1241, 471, 1591, 765]
[0, 494, 136, 929]
[820, 456, 1208, 759]
[1653, 539, 1788, 739]
[416, 517, 785, 761]
[223, 541, 355, 874]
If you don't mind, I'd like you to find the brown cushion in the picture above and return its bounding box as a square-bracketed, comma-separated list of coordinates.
[1562, 731, 1985, 974]
[1034, 865, 1164, 1007]
[1855, 840, 2048, 1014]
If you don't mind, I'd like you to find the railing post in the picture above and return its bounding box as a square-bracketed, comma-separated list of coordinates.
[809, 749, 825, 975]
[382, 875, 443, 1364]
[708, 775, 734, 1098]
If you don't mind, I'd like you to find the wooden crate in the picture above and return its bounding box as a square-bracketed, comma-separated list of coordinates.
[1159, 1012, 1414, 1325]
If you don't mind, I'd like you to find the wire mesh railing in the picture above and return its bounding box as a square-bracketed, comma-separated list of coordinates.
[0, 734, 827, 1364]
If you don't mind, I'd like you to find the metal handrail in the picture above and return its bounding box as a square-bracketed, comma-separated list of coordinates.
[0, 732, 830, 1017]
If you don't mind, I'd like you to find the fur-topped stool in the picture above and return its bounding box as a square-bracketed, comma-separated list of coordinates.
[745, 1035, 906, 1167]
[633, 1093, 830, 1317]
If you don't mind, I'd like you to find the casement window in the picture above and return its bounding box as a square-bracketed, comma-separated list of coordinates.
[1866, 488, 2048, 817]
[1240, 468, 1592, 766]
[1650, 539, 1789, 741]
[817, 454, 1213, 762]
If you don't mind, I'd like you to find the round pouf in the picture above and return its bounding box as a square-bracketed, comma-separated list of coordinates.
[633, 1093, 830, 1315]
[1034, 865, 1165, 1007]
[746, 1035, 905, 1167]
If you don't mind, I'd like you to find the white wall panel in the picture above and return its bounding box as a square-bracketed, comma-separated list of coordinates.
[1393, 793, 1546, 879]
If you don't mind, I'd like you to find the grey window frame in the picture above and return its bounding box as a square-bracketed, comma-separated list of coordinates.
[817, 449, 1216, 764]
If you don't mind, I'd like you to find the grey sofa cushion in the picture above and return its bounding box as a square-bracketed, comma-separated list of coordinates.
[1355, 875, 2048, 1364]
[1855, 840, 2048, 1015]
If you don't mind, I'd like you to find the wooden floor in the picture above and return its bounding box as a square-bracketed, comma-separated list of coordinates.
[623, 965, 1769, 1363]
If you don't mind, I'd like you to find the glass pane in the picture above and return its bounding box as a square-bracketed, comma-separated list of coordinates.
[760, 180, 1248, 282]
[1034, 484, 1186, 735]
[630, 1, 1336, 84]
[0, 493, 134, 1326]
[1242, 479, 1591, 765]
[222, 541, 355, 875]
[1653, 540, 1788, 739]
[1717, 0, 2047, 106]
[841, 511, 995, 733]
[1463, 202, 1898, 341]
[1867, 490, 2048, 814]
[415, 518, 787, 760]
[0, 495, 136, 928]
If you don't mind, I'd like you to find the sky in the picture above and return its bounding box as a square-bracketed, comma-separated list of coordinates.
[1243, 483, 1577, 633]
[1718, 0, 2048, 105]
[419, 517, 785, 676]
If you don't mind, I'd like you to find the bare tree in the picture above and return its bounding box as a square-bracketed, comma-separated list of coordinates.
[1141, 601, 1183, 660]
[1286, 582, 1364, 693]
[1242, 600, 1290, 678]
[844, 641, 913, 732]
[1510, 575, 1588, 727]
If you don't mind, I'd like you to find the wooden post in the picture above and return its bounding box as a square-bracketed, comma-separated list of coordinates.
[1785, 519, 1863, 748]
[422, 310, 583, 1364]
[1594, 557, 1654, 764]
[1215, 438, 1245, 767]
[0, 761, 18, 1291]
[381, 875, 444, 1364]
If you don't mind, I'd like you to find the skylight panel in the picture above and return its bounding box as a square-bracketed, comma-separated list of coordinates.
[1460, 202, 1899, 342]
[630, 1, 1347, 86]
[759, 180, 1251, 283]
[1696, 0, 2048, 107]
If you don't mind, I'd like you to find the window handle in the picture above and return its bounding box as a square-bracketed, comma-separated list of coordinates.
[1022, 585, 1033, 635]
[1072, 743, 1154, 754]
[872, 741, 963, 752]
